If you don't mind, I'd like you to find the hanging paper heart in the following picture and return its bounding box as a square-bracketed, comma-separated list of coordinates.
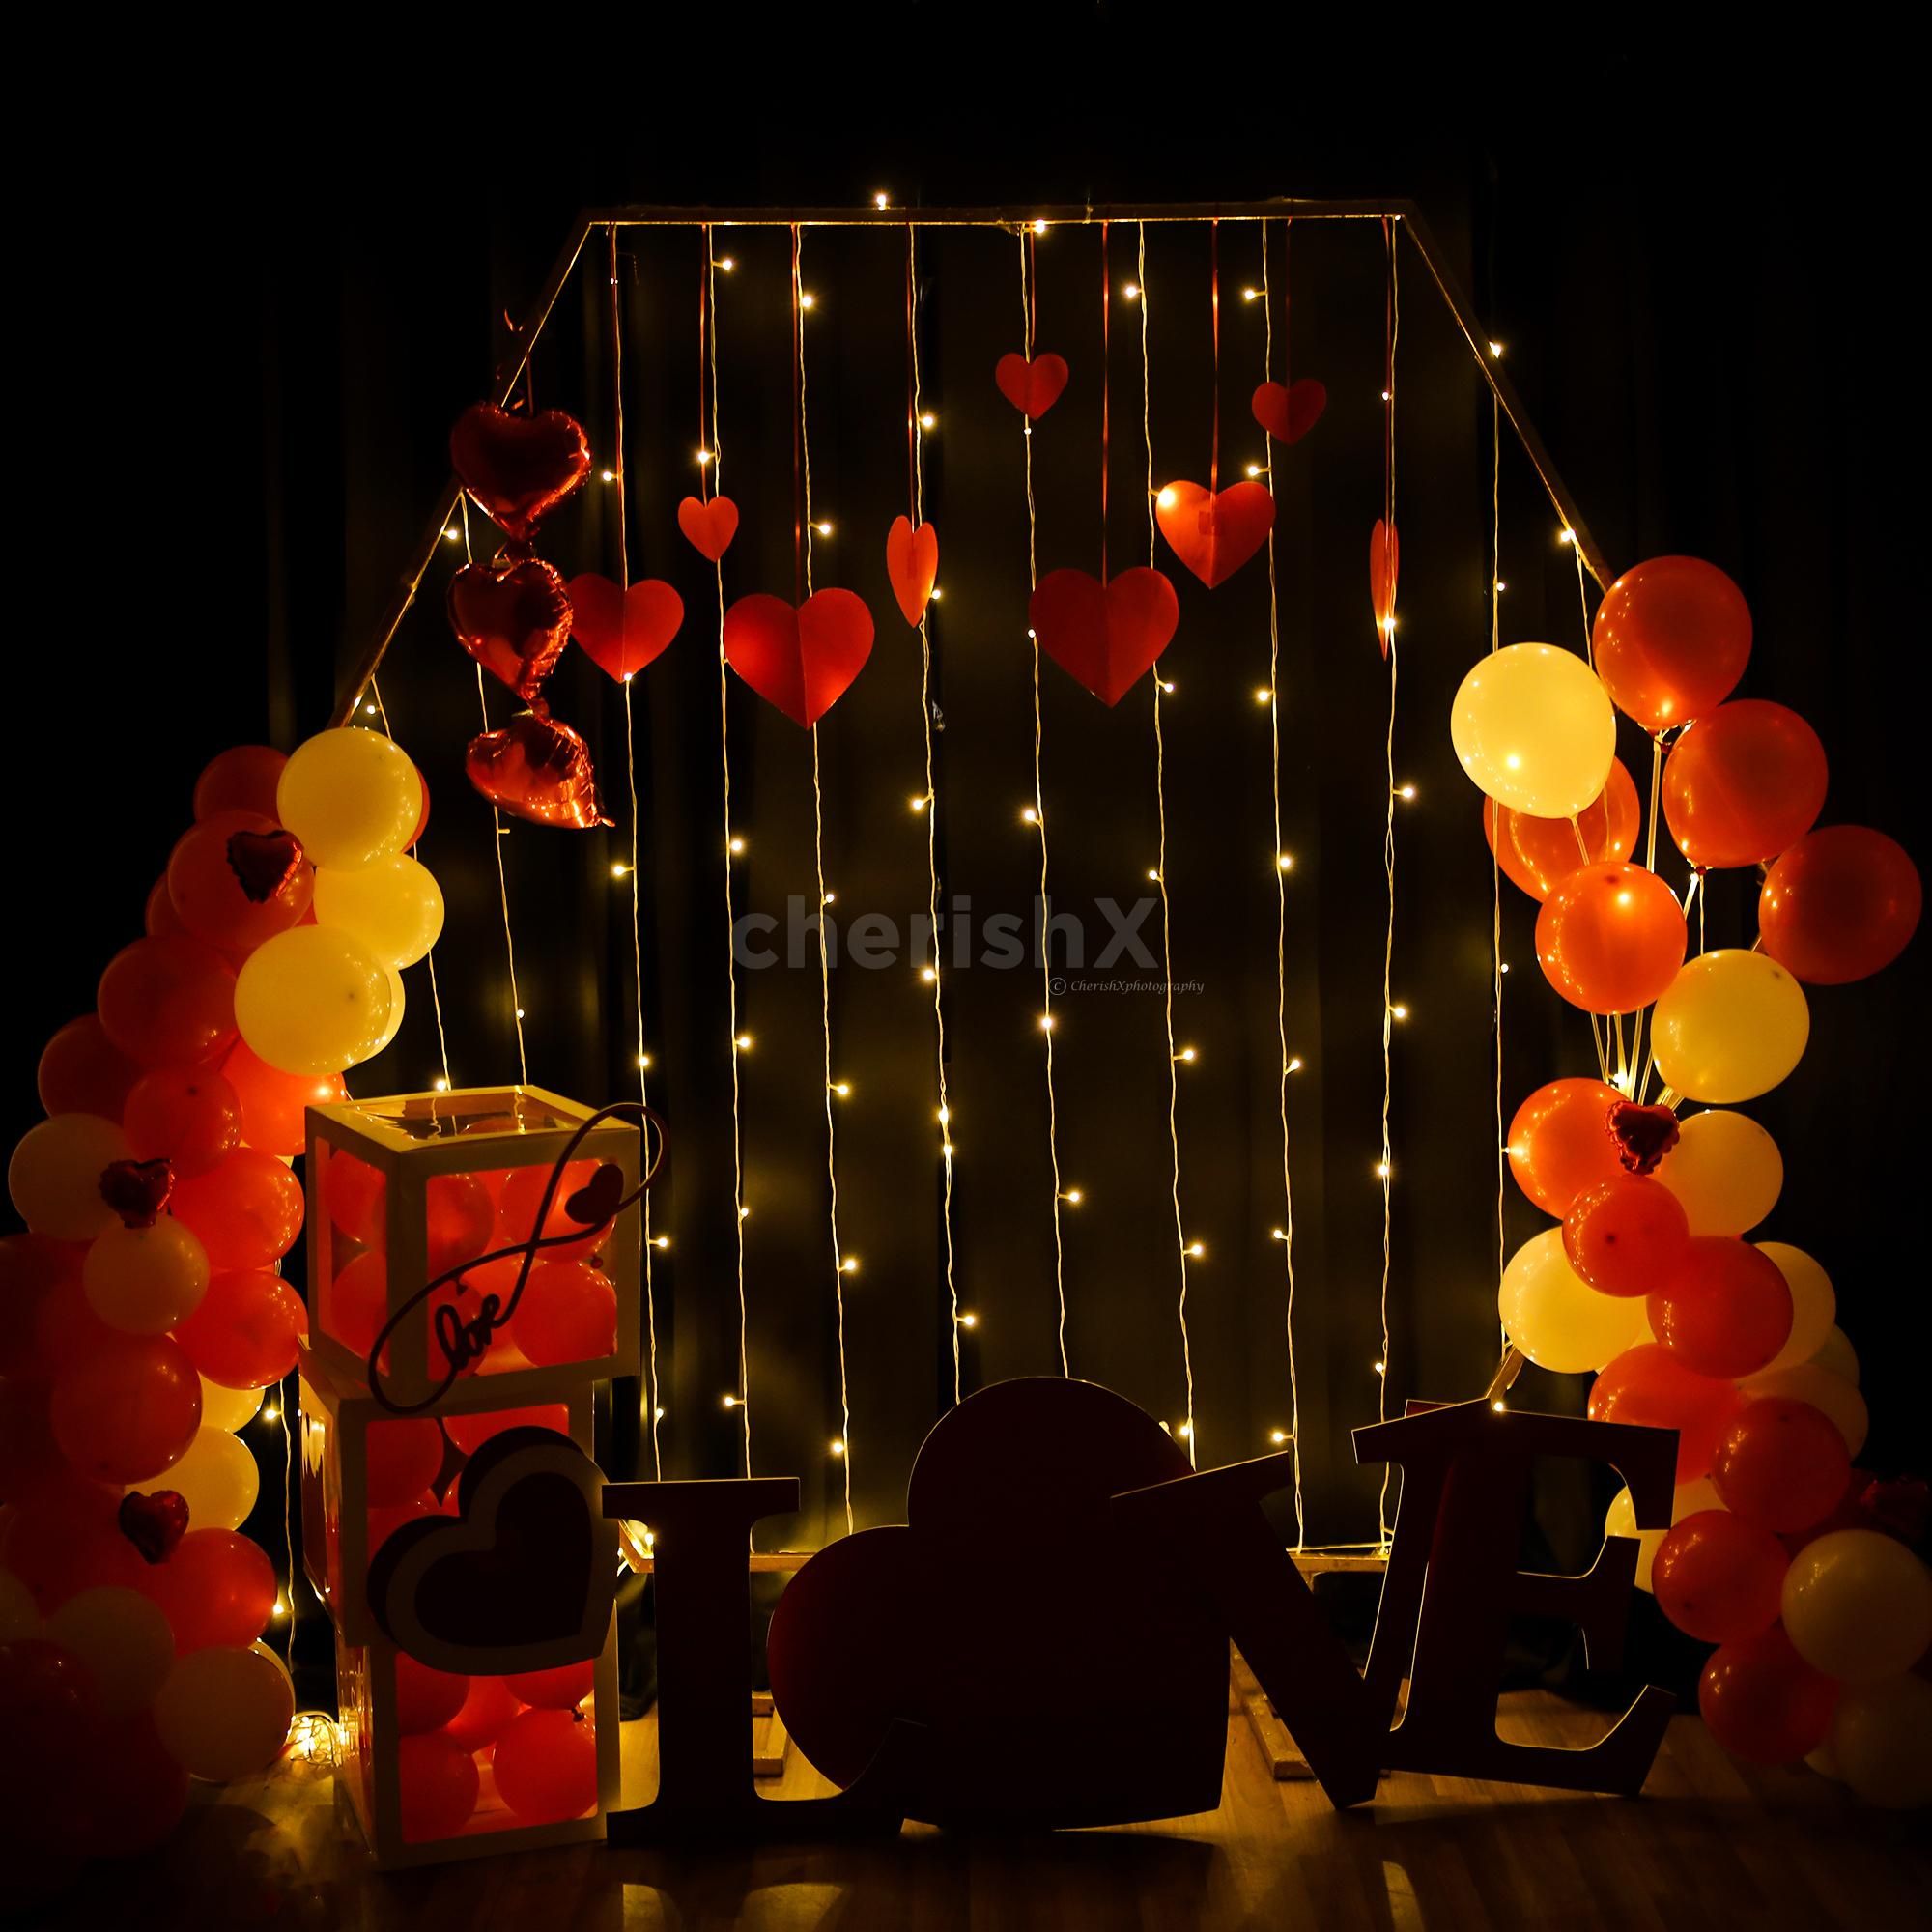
[995, 353, 1069, 420]
[724, 589, 874, 728]
[1607, 1101, 1680, 1176]
[1154, 480, 1275, 589]
[119, 1489, 189, 1564]
[225, 828, 304, 904]
[567, 574, 685, 682]
[677, 494, 740, 562]
[1028, 567, 1180, 707]
[563, 1161, 626, 1227]
[1370, 518, 1400, 657]
[1251, 378, 1327, 446]
[449, 555, 574, 702]
[449, 404, 591, 541]
[99, 1156, 174, 1229]
[886, 516, 939, 626]
[466, 710, 611, 830]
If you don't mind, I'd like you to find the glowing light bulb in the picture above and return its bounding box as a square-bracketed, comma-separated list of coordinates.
[1397, 782, 1417, 801]
[815, 521, 834, 537]
[728, 836, 746, 855]
[1374, 1359, 1387, 1375]
[929, 586, 943, 601]
[1559, 528, 1576, 545]
[831, 1080, 851, 1097]
[1177, 1421, 1193, 1438]
[1062, 1187, 1083, 1206]
[1123, 282, 1140, 299]
[723, 1393, 739, 1408]
[1277, 852, 1294, 870]
[1375, 1160, 1392, 1179]
[1390, 1004, 1409, 1021]
[1038, 1012, 1055, 1032]
[832, 1436, 847, 1455]
[1186, 1240, 1205, 1259]
[432, 1076, 450, 1093]
[958, 1311, 979, 1328]
[1241, 287, 1259, 302]
[910, 793, 929, 812]
[718, 257, 736, 270]
[363, 702, 377, 716]
[734, 1034, 753, 1052]
[937, 1105, 951, 1124]
[611, 862, 630, 878]
[1147, 867, 1161, 883]
[738, 1205, 750, 1220]
[696, 448, 713, 466]
[873, 190, 890, 208]
[1032, 219, 1047, 234]
[515, 1008, 526, 1020]
[1159, 679, 1176, 694]
[1488, 340, 1504, 358]
[1176, 1046, 1197, 1063]
[442, 526, 460, 542]
[1287, 1056, 1304, 1072]
[600, 469, 616, 483]
[919, 412, 937, 430]
[1254, 687, 1273, 705]
[653, 1235, 671, 1251]
[1492, 1399, 1507, 1412]
[921, 966, 937, 983]
[1269, 1428, 1288, 1444]
[262, 1406, 280, 1424]
[271, 1596, 289, 1620]
[1245, 463, 1263, 478]
[638, 1052, 652, 1069]
[840, 1256, 859, 1274]
[800, 292, 816, 310]
[823, 890, 836, 905]
[1271, 1227, 1287, 1241]
[1499, 962, 1511, 976]
[1021, 805, 1038, 825]
[1156, 486, 1177, 509]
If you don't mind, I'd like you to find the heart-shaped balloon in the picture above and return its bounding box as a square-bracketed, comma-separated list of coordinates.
[1154, 480, 1275, 589]
[1608, 1101, 1680, 1176]
[466, 711, 611, 830]
[449, 404, 591, 541]
[1251, 378, 1327, 446]
[677, 495, 739, 562]
[1029, 567, 1179, 707]
[99, 1156, 174, 1229]
[1370, 519, 1400, 655]
[724, 589, 874, 727]
[995, 353, 1069, 419]
[119, 1489, 189, 1563]
[567, 574, 685, 682]
[886, 516, 939, 625]
[449, 556, 574, 701]
[226, 828, 304, 904]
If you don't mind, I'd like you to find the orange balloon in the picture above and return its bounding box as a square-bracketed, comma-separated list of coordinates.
[220, 1040, 346, 1158]
[122, 1065, 243, 1176]
[167, 810, 314, 954]
[170, 1149, 304, 1271]
[1662, 700, 1828, 868]
[1483, 758, 1640, 902]
[1536, 863, 1687, 1012]
[1759, 826, 1921, 985]
[1590, 1342, 1741, 1483]
[1507, 1078, 1626, 1216]
[1563, 1175, 1689, 1296]
[1592, 555, 1751, 732]
[192, 745, 288, 823]
[96, 936, 237, 1068]
[36, 1016, 140, 1122]
[48, 1333, 202, 1484]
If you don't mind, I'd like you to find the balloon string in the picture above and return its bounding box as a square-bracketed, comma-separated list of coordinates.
[1492, 389, 1505, 1343]
[697, 227, 710, 501]
[1100, 220, 1109, 583]
[905, 225, 918, 521]
[791, 225, 805, 605]
[1209, 217, 1219, 497]
[1376, 216, 1400, 1548]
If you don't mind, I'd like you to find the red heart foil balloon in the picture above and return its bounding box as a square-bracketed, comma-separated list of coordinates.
[466, 711, 611, 831]
[995, 352, 1069, 419]
[1608, 1101, 1681, 1176]
[1154, 481, 1275, 589]
[449, 404, 591, 541]
[567, 574, 685, 681]
[225, 828, 304, 904]
[1251, 377, 1327, 445]
[1029, 567, 1179, 707]
[886, 516, 939, 625]
[119, 1489, 189, 1563]
[449, 555, 574, 702]
[1370, 518, 1400, 656]
[99, 1156, 174, 1229]
[677, 495, 739, 562]
[724, 590, 874, 727]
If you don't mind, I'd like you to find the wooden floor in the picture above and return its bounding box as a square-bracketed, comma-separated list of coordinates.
[43, 1695, 1929, 1931]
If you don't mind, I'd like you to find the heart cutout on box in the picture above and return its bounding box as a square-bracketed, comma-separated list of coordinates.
[1251, 378, 1327, 446]
[449, 556, 574, 702]
[366, 1426, 618, 1674]
[724, 589, 874, 727]
[1154, 480, 1275, 589]
[466, 711, 611, 831]
[568, 574, 685, 682]
[1370, 519, 1400, 655]
[99, 1157, 174, 1229]
[1029, 567, 1179, 707]
[450, 404, 591, 541]
[886, 517, 939, 626]
[119, 1489, 188, 1563]
[677, 495, 740, 562]
[226, 828, 305, 904]
[994, 353, 1069, 419]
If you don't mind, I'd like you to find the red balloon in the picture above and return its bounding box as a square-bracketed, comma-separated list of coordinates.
[36, 1015, 141, 1122]
[1698, 1626, 1837, 1764]
[2, 1487, 145, 1610]
[1711, 1398, 1851, 1533]
[445, 1674, 523, 1752]
[32, 1278, 119, 1384]
[0, 1639, 99, 1787]
[466, 711, 611, 832]
[504, 1659, 594, 1710]
[497, 1163, 611, 1264]
[74, 1714, 191, 1858]
[0, 1236, 81, 1379]
[96, 936, 237, 1068]
[1759, 825, 1921, 985]
[1646, 1236, 1792, 1378]
[167, 810, 314, 954]
[192, 745, 287, 823]
[327, 1250, 390, 1359]
[142, 1528, 276, 1652]
[505, 1262, 617, 1368]
[366, 1419, 446, 1508]
[49, 1333, 202, 1484]
[395, 1653, 469, 1735]
[492, 1708, 598, 1824]
[324, 1149, 385, 1245]
[170, 1149, 303, 1270]
[1484, 759, 1642, 903]
[1536, 862, 1687, 1013]
[169, 1268, 305, 1389]
[1563, 1176, 1689, 1296]
[1507, 1079, 1626, 1216]
[367, 1489, 451, 1562]
[398, 1731, 480, 1843]
[444, 1404, 569, 1456]
[1662, 700, 1829, 868]
[122, 1065, 243, 1177]
[327, 1153, 495, 1276]
[219, 1040, 347, 1158]
[1589, 1343, 1741, 1483]
[1592, 554, 1751, 733]
[145, 874, 186, 939]
[1652, 1509, 1789, 1642]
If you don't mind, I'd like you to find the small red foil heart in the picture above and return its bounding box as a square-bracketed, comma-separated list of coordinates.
[568, 574, 685, 682]
[99, 1156, 175, 1229]
[886, 517, 939, 626]
[450, 404, 591, 541]
[119, 1489, 189, 1563]
[1251, 378, 1327, 446]
[1154, 480, 1276, 589]
[724, 589, 874, 727]
[1370, 519, 1400, 656]
[563, 1162, 626, 1227]
[1029, 568, 1180, 707]
[1607, 1101, 1680, 1176]
[994, 352, 1069, 419]
[449, 555, 574, 701]
[466, 712, 611, 831]
[225, 828, 304, 904]
[677, 495, 740, 562]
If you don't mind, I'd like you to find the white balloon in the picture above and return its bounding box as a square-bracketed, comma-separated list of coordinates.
[1450, 643, 1617, 817]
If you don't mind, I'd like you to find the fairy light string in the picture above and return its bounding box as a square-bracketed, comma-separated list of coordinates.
[1376, 218, 1400, 1545]
[1491, 392, 1507, 1334]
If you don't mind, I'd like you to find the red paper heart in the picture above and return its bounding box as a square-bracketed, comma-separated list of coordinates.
[1370, 519, 1400, 656]
[724, 589, 874, 727]
[1251, 378, 1327, 446]
[567, 574, 685, 682]
[466, 711, 611, 830]
[119, 1489, 189, 1563]
[1029, 567, 1179, 707]
[995, 353, 1069, 419]
[562, 1162, 626, 1227]
[1607, 1101, 1680, 1176]
[449, 404, 591, 541]
[886, 516, 939, 626]
[225, 828, 304, 904]
[99, 1157, 174, 1229]
[677, 495, 740, 562]
[449, 555, 574, 702]
[1153, 481, 1275, 590]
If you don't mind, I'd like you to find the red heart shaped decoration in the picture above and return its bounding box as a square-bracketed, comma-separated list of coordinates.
[225, 828, 304, 904]
[1370, 519, 1400, 656]
[886, 516, 939, 626]
[562, 1161, 626, 1227]
[449, 556, 574, 702]
[99, 1156, 174, 1229]
[119, 1489, 189, 1563]
[1251, 377, 1327, 445]
[1607, 1101, 1680, 1176]
[724, 589, 874, 727]
[1029, 567, 1179, 707]
[466, 711, 611, 830]
[449, 404, 591, 541]
[567, 574, 685, 682]
[677, 495, 740, 562]
[1154, 480, 1275, 589]
[995, 352, 1069, 419]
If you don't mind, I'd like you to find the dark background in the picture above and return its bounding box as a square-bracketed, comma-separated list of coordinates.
[10, 28, 1924, 1691]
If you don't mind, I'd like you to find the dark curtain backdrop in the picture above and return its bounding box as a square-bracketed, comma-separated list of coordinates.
[13, 40, 1924, 1609]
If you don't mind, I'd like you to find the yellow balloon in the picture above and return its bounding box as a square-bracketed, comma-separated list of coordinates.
[370, 967, 407, 1058]
[1605, 1477, 1720, 1592]
[45, 1587, 174, 1720]
[1650, 951, 1809, 1102]
[1740, 1361, 1868, 1457]
[8, 1113, 129, 1240]
[200, 1377, 263, 1432]
[1752, 1244, 1835, 1374]
[1782, 1529, 1932, 1684]
[159, 1424, 260, 1531]
[1808, 1325, 1860, 1386]
[1653, 1109, 1782, 1235]
[1500, 1228, 1650, 1373]
[83, 1218, 209, 1333]
[275, 727, 421, 871]
[1450, 642, 1617, 817]
[0, 1566, 39, 1641]
[1830, 1675, 1932, 1808]
[312, 855, 444, 969]
[154, 1639, 295, 1781]
[234, 926, 394, 1076]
